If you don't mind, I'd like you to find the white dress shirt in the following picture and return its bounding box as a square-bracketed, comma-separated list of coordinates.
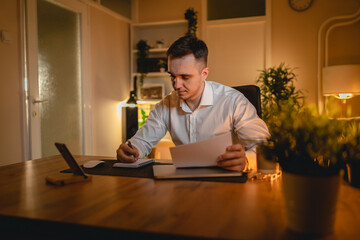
[130, 81, 270, 168]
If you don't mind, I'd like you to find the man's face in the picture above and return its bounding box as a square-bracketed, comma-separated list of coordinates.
[168, 54, 209, 101]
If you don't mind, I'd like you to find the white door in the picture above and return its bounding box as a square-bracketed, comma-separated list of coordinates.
[25, 0, 91, 159]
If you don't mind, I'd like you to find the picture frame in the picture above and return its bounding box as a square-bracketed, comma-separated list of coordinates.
[139, 84, 164, 100]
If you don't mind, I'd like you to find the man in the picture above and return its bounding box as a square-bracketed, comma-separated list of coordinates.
[117, 35, 269, 172]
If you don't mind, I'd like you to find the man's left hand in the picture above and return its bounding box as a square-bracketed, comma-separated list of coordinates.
[217, 144, 247, 172]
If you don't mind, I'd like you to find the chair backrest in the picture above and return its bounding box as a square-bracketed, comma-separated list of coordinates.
[232, 85, 262, 118]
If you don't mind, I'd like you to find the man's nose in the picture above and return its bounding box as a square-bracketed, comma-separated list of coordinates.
[173, 77, 183, 89]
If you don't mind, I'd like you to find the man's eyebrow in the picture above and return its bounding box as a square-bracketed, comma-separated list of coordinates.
[167, 72, 192, 77]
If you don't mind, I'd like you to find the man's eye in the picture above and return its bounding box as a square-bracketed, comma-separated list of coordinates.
[182, 76, 189, 80]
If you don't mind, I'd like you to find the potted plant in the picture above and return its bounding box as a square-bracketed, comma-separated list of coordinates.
[342, 121, 360, 187]
[259, 102, 346, 235]
[136, 40, 151, 86]
[157, 59, 167, 72]
[256, 63, 304, 123]
[255, 63, 304, 175]
[184, 8, 198, 36]
[156, 40, 164, 48]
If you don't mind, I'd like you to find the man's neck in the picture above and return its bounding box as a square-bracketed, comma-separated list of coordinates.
[185, 82, 205, 112]
[185, 96, 202, 112]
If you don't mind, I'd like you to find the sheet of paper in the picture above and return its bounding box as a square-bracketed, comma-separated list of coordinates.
[170, 132, 232, 168]
[113, 158, 154, 168]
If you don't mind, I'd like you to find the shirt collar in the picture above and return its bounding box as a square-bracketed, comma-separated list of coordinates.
[179, 81, 213, 112]
[199, 81, 213, 106]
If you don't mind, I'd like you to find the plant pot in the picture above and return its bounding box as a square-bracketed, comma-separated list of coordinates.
[256, 146, 279, 174]
[345, 162, 360, 188]
[282, 171, 340, 235]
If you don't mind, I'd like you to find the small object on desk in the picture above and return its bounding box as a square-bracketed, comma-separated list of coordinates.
[46, 143, 92, 186]
[46, 173, 92, 186]
[113, 158, 154, 168]
[83, 160, 105, 168]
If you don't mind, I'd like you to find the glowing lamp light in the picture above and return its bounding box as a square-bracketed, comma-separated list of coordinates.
[322, 64, 360, 100]
[337, 93, 353, 99]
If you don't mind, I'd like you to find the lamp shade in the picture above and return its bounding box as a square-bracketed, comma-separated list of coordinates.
[322, 64, 360, 96]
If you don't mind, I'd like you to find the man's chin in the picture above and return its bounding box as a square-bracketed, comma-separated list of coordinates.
[177, 91, 187, 99]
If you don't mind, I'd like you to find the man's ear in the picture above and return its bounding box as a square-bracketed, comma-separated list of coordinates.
[201, 67, 209, 80]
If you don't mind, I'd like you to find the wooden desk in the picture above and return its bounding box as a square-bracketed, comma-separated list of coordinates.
[0, 155, 360, 240]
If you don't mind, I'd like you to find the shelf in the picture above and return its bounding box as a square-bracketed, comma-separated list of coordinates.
[137, 99, 161, 105]
[132, 72, 169, 77]
[132, 48, 168, 53]
[132, 19, 187, 27]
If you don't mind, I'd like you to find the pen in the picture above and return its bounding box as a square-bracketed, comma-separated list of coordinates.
[127, 140, 135, 158]
[127, 140, 133, 149]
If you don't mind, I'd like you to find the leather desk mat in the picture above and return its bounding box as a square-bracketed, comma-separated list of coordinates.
[61, 159, 247, 183]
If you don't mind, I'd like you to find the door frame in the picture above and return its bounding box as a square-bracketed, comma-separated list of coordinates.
[21, 0, 92, 160]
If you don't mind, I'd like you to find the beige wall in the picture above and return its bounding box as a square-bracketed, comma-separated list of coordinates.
[137, 0, 202, 23]
[137, 0, 360, 106]
[0, 1, 131, 165]
[90, 7, 130, 156]
[0, 1, 23, 166]
[0, 0, 359, 165]
[271, 0, 360, 105]
[136, 0, 202, 36]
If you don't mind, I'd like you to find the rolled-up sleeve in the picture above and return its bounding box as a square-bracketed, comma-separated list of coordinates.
[232, 94, 270, 151]
[130, 102, 167, 158]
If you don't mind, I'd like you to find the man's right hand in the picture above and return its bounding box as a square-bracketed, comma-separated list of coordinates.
[116, 143, 139, 163]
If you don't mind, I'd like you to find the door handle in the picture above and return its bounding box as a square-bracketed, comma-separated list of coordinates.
[32, 99, 48, 104]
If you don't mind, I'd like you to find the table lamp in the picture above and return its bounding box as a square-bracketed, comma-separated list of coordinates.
[122, 77, 139, 142]
[322, 64, 360, 101]
[322, 64, 360, 117]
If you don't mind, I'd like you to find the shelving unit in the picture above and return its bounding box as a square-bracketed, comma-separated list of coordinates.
[130, 20, 187, 145]
[130, 19, 187, 98]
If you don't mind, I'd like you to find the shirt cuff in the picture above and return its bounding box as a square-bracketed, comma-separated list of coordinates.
[245, 150, 256, 171]
[129, 140, 145, 158]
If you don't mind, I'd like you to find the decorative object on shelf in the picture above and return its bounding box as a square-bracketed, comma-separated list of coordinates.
[156, 40, 164, 48]
[184, 8, 198, 36]
[259, 102, 346, 235]
[136, 40, 151, 86]
[256, 63, 304, 123]
[157, 59, 167, 72]
[139, 109, 149, 127]
[140, 84, 164, 101]
[288, 0, 313, 12]
[136, 40, 150, 59]
[343, 121, 360, 188]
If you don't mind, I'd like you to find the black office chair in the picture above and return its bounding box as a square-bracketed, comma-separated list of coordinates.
[232, 85, 262, 118]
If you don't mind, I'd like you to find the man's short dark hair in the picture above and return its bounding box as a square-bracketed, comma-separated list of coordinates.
[167, 35, 208, 65]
